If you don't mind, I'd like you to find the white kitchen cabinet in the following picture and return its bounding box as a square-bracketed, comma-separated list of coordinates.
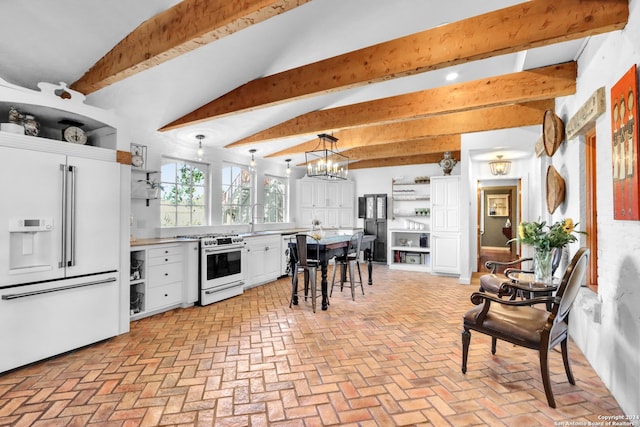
[129, 242, 197, 320]
[297, 177, 355, 228]
[430, 176, 461, 275]
[431, 176, 460, 232]
[184, 241, 199, 304]
[246, 235, 281, 287]
[388, 229, 431, 272]
[431, 233, 461, 274]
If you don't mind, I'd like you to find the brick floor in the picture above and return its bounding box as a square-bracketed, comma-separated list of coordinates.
[0, 266, 625, 426]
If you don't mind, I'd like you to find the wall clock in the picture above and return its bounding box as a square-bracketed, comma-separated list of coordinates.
[63, 126, 87, 144]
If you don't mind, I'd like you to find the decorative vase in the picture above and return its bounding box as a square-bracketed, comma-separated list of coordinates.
[22, 114, 40, 136]
[439, 151, 457, 175]
[534, 248, 553, 284]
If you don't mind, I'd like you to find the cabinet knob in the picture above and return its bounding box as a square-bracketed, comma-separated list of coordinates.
[164, 294, 168, 297]
[165, 258, 168, 262]
[265, 246, 269, 251]
[164, 273, 168, 276]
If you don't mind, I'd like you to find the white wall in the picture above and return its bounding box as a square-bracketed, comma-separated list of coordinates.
[553, 0, 640, 416]
[130, 134, 301, 239]
[459, 0, 640, 415]
[349, 162, 456, 229]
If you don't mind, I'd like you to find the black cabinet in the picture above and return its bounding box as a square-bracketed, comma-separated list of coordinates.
[363, 194, 387, 262]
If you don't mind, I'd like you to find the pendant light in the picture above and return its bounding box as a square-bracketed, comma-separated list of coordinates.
[489, 155, 511, 176]
[305, 133, 348, 180]
[195, 134, 204, 160]
[285, 158, 291, 176]
[249, 149, 257, 172]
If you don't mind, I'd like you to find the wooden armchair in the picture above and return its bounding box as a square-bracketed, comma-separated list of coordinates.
[479, 256, 533, 296]
[462, 247, 590, 408]
[479, 248, 562, 298]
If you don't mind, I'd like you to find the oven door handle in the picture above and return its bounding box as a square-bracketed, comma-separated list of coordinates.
[204, 281, 245, 294]
[203, 245, 245, 254]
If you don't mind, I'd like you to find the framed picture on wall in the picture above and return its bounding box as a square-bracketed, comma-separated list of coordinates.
[487, 194, 509, 217]
[611, 64, 639, 220]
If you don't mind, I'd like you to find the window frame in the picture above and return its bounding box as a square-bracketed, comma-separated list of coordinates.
[221, 162, 252, 225]
[159, 156, 209, 227]
[263, 174, 287, 223]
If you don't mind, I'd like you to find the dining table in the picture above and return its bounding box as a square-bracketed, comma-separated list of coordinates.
[289, 233, 375, 310]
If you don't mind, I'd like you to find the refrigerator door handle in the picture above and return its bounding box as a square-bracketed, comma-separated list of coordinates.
[59, 164, 67, 269]
[68, 165, 77, 267]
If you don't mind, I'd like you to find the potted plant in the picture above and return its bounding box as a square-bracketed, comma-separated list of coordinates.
[138, 179, 163, 199]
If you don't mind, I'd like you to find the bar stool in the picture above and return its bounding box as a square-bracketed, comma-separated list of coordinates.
[331, 231, 364, 300]
[289, 234, 321, 312]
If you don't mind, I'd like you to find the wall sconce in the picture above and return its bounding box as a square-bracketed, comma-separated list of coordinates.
[489, 155, 511, 176]
[285, 158, 291, 176]
[249, 149, 256, 172]
[196, 134, 204, 161]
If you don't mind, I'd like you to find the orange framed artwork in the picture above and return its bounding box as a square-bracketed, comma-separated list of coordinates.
[611, 64, 639, 220]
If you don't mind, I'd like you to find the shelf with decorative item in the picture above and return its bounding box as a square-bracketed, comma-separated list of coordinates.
[131, 169, 161, 206]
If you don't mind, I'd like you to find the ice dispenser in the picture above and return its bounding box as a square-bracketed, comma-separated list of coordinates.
[8, 218, 54, 273]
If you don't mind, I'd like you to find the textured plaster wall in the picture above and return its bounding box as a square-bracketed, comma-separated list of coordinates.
[555, 0, 640, 416]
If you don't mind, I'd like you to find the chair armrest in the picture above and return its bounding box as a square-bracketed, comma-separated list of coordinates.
[484, 257, 533, 274]
[470, 291, 556, 307]
[504, 267, 533, 278]
[500, 281, 558, 295]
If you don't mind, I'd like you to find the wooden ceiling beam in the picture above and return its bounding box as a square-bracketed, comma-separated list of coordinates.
[266, 100, 552, 158]
[339, 136, 461, 161]
[233, 62, 574, 148]
[160, 0, 627, 130]
[348, 151, 461, 170]
[71, 0, 310, 94]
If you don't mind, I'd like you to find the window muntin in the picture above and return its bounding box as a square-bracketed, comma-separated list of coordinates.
[264, 176, 286, 223]
[221, 163, 251, 225]
[160, 158, 207, 227]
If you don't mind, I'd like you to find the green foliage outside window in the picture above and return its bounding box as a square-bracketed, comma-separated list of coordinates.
[160, 158, 207, 227]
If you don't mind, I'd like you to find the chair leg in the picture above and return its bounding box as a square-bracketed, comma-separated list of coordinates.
[491, 337, 497, 355]
[348, 260, 355, 301]
[290, 271, 298, 308]
[539, 345, 556, 408]
[461, 328, 471, 374]
[356, 261, 364, 295]
[561, 338, 576, 385]
[304, 270, 309, 301]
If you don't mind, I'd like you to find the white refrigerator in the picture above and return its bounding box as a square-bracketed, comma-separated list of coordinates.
[0, 144, 121, 373]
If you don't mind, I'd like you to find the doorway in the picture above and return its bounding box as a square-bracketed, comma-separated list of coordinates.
[477, 181, 521, 273]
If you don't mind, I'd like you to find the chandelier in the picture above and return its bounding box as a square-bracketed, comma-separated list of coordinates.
[305, 133, 348, 180]
[489, 155, 511, 176]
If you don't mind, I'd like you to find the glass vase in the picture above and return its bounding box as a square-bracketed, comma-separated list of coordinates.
[534, 248, 553, 284]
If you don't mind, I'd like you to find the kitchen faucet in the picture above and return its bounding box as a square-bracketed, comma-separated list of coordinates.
[250, 203, 264, 232]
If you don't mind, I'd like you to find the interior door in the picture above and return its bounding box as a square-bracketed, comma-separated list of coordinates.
[364, 194, 387, 262]
[477, 181, 521, 272]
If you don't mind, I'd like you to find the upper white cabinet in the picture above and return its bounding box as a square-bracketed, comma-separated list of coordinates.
[0, 79, 120, 151]
[431, 176, 460, 233]
[430, 176, 461, 275]
[297, 177, 355, 228]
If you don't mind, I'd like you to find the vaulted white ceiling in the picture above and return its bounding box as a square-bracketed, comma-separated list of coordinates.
[0, 1, 622, 168]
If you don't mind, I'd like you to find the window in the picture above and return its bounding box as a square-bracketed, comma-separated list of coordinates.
[160, 158, 207, 227]
[264, 176, 286, 223]
[221, 163, 251, 224]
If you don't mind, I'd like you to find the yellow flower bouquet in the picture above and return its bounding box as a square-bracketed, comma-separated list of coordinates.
[513, 218, 582, 251]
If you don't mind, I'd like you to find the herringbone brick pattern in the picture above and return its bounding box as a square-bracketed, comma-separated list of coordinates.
[0, 266, 623, 426]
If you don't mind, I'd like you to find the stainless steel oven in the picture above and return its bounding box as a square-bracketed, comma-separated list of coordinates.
[199, 235, 246, 306]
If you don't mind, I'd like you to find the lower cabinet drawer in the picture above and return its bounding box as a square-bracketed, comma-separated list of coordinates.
[147, 253, 183, 266]
[147, 282, 183, 309]
[148, 245, 182, 258]
[148, 263, 183, 287]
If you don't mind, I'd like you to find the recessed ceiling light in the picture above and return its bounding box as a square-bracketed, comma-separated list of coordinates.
[446, 72, 459, 81]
